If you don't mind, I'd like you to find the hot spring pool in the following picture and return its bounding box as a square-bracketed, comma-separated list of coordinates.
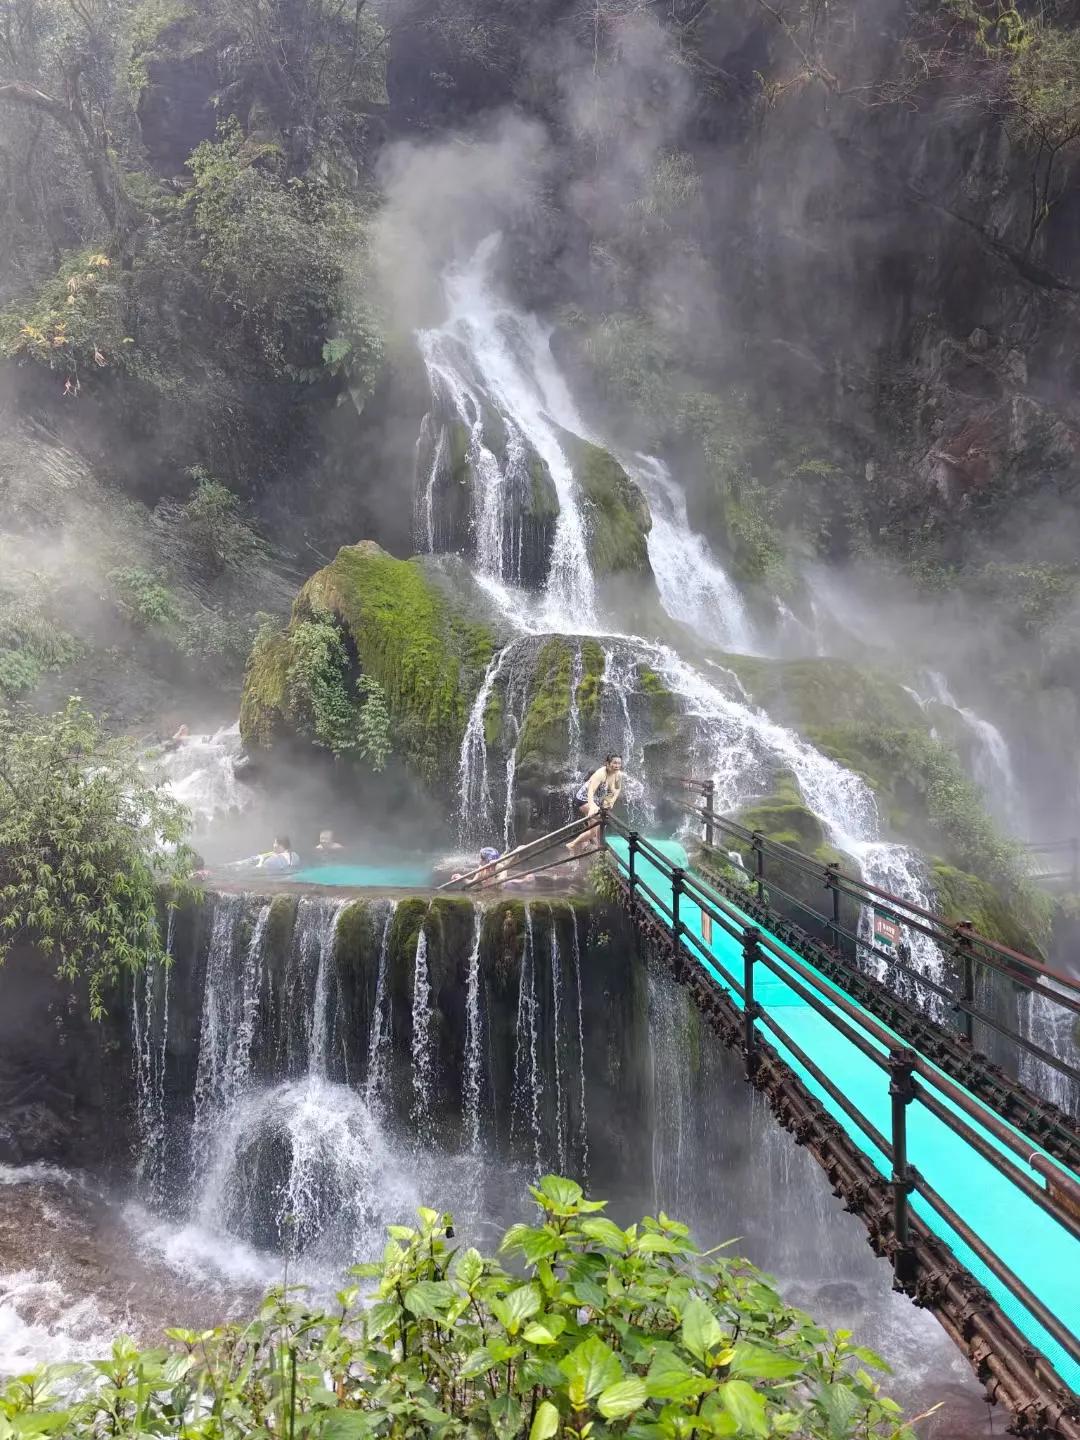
[289, 862, 434, 889]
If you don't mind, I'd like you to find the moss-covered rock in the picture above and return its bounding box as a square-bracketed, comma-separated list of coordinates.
[240, 542, 497, 786]
[931, 864, 1050, 955]
[726, 656, 924, 733]
[558, 431, 652, 576]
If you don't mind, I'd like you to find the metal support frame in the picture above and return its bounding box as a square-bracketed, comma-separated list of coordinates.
[703, 779, 716, 848]
[752, 830, 765, 900]
[888, 1048, 918, 1290]
[954, 923, 976, 1045]
[742, 926, 761, 1080]
[671, 866, 684, 952]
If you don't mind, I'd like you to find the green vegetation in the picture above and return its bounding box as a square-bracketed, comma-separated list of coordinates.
[0, 1177, 918, 1439]
[0, 699, 196, 1017]
[0, 591, 80, 699]
[0, 251, 130, 389]
[188, 119, 383, 393]
[242, 544, 496, 784]
[109, 567, 180, 627]
[175, 469, 267, 577]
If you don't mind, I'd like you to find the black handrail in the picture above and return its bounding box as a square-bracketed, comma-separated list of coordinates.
[602, 812, 1080, 1344]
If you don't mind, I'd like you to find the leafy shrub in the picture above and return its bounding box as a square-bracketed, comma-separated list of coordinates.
[0, 1175, 920, 1437]
[0, 250, 130, 388]
[109, 566, 179, 626]
[0, 699, 196, 1016]
[287, 612, 357, 756]
[356, 673, 391, 772]
[176, 469, 266, 575]
[0, 648, 41, 696]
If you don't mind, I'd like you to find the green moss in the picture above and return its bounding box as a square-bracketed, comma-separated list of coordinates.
[559, 432, 652, 576]
[334, 899, 376, 969]
[735, 774, 827, 853]
[637, 665, 678, 737]
[449, 422, 471, 487]
[264, 895, 298, 973]
[241, 543, 496, 785]
[517, 639, 574, 773]
[931, 863, 1051, 955]
[239, 626, 291, 749]
[576, 641, 606, 722]
[725, 656, 925, 733]
[528, 451, 560, 521]
[480, 404, 507, 461]
[483, 688, 504, 748]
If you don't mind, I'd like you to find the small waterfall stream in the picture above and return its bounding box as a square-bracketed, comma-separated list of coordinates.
[410, 919, 435, 1144]
[462, 906, 485, 1153]
[365, 901, 397, 1111]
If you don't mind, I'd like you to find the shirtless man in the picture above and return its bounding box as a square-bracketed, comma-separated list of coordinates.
[568, 753, 624, 854]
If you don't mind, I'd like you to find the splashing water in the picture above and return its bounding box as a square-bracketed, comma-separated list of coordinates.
[924, 672, 1021, 831]
[510, 905, 544, 1174]
[1018, 982, 1080, 1117]
[308, 901, 347, 1077]
[153, 723, 249, 830]
[132, 915, 172, 1205]
[458, 645, 510, 845]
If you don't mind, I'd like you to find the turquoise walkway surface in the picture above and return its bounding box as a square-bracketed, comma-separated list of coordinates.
[607, 835, 1080, 1393]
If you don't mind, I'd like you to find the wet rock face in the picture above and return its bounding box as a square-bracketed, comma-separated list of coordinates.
[134, 20, 218, 175]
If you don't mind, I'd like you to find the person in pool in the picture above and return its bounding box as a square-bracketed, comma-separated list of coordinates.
[226, 835, 299, 873]
[568, 753, 624, 854]
[316, 829, 344, 852]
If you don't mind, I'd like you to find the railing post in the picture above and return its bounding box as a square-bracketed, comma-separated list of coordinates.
[752, 831, 766, 901]
[628, 831, 639, 899]
[703, 779, 716, 849]
[742, 926, 762, 1081]
[888, 1048, 917, 1290]
[824, 862, 841, 952]
[953, 922, 975, 1045]
[671, 867, 684, 953]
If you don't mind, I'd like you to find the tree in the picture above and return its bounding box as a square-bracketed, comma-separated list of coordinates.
[0, 698, 197, 1016]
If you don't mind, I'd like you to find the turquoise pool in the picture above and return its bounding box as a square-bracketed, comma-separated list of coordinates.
[289, 862, 434, 888]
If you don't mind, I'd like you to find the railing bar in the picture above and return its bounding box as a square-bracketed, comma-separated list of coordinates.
[911, 1174, 1080, 1369]
[676, 790, 1080, 993]
[914, 1085, 1080, 1243]
[754, 1009, 893, 1158]
[678, 924, 747, 998]
[438, 815, 599, 890]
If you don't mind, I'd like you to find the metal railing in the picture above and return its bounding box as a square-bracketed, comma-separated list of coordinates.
[436, 814, 603, 892]
[604, 813, 1080, 1380]
[665, 776, 1080, 1093]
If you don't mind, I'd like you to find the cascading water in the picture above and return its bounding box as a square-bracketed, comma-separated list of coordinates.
[649, 967, 689, 1216]
[132, 913, 173, 1204]
[570, 915, 589, 1183]
[510, 904, 544, 1174]
[924, 672, 1022, 831]
[462, 906, 485, 1153]
[628, 454, 755, 653]
[458, 645, 510, 845]
[153, 723, 249, 830]
[365, 901, 397, 1112]
[410, 920, 435, 1144]
[549, 906, 566, 1174]
[1018, 982, 1080, 1117]
[309, 901, 348, 1077]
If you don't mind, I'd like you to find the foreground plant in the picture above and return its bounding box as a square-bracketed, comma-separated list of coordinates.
[0, 1177, 927, 1438]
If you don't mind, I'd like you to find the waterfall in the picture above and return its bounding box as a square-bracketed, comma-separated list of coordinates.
[571, 913, 589, 1183]
[458, 645, 510, 845]
[192, 896, 254, 1156]
[924, 672, 1021, 829]
[567, 642, 584, 819]
[462, 906, 485, 1153]
[416, 416, 446, 554]
[308, 901, 347, 1077]
[132, 912, 173, 1204]
[410, 920, 435, 1142]
[629, 453, 756, 653]
[501, 648, 533, 849]
[365, 901, 397, 1111]
[549, 907, 566, 1173]
[649, 967, 689, 1215]
[153, 722, 249, 830]
[510, 905, 543, 1174]
[1018, 982, 1079, 1117]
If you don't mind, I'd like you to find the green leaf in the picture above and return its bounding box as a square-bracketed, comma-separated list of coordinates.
[559, 1336, 624, 1406]
[488, 1394, 523, 1440]
[523, 1313, 568, 1345]
[502, 1223, 561, 1264]
[814, 1381, 862, 1439]
[645, 1351, 713, 1402]
[681, 1299, 725, 1363]
[492, 1283, 542, 1335]
[727, 1343, 803, 1380]
[579, 1218, 629, 1251]
[598, 1377, 648, 1419]
[530, 1400, 561, 1440]
[455, 1247, 485, 1290]
[717, 1380, 768, 1437]
[403, 1280, 454, 1318]
[851, 1345, 891, 1373]
[459, 1346, 497, 1379]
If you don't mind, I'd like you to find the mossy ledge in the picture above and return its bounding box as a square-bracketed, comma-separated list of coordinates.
[557, 429, 653, 576]
[240, 541, 497, 785]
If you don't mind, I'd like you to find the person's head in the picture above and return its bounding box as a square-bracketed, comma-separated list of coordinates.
[479, 847, 500, 865]
[274, 834, 291, 853]
[318, 830, 334, 847]
[604, 753, 623, 774]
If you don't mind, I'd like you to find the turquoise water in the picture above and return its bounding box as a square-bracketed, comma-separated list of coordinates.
[607, 835, 1080, 1392]
[290, 862, 433, 888]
